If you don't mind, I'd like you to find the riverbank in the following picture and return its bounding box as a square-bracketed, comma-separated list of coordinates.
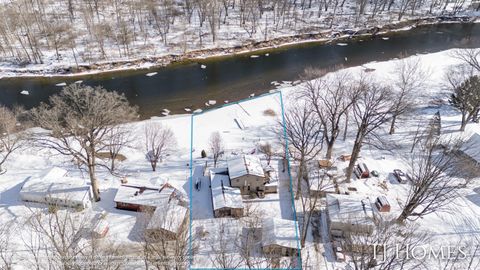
[0, 16, 477, 79]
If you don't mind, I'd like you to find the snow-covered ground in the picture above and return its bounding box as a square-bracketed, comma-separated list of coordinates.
[0, 48, 479, 269]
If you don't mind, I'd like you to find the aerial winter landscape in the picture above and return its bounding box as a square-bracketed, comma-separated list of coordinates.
[0, 0, 480, 270]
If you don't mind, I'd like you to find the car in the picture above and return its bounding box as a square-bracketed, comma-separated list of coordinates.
[393, 169, 410, 183]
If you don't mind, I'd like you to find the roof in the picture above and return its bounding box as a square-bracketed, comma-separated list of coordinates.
[147, 203, 188, 233]
[461, 133, 480, 163]
[308, 170, 336, 192]
[227, 155, 265, 179]
[326, 194, 375, 227]
[262, 218, 299, 250]
[114, 184, 171, 208]
[20, 167, 91, 204]
[210, 169, 243, 210]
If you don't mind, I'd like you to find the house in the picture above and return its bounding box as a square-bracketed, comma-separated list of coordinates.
[210, 168, 244, 218]
[326, 194, 376, 235]
[262, 218, 300, 257]
[114, 180, 187, 211]
[459, 133, 480, 166]
[228, 155, 268, 193]
[145, 202, 189, 241]
[19, 167, 93, 209]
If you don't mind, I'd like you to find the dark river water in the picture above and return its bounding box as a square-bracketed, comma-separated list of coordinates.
[0, 23, 479, 118]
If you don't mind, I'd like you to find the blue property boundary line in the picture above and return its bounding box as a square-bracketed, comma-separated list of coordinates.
[188, 91, 302, 270]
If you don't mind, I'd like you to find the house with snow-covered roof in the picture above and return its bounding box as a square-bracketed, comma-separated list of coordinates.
[459, 133, 480, 166]
[227, 155, 268, 194]
[262, 217, 300, 257]
[19, 167, 93, 209]
[210, 168, 244, 218]
[114, 179, 188, 211]
[145, 202, 189, 241]
[326, 194, 376, 235]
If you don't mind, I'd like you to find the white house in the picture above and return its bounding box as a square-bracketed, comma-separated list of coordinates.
[19, 167, 93, 209]
[227, 155, 268, 193]
[326, 194, 376, 235]
[262, 217, 300, 257]
[210, 168, 244, 218]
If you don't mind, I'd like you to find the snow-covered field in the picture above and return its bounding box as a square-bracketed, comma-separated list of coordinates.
[0, 48, 479, 269]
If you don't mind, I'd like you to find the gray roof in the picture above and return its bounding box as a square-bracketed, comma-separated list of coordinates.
[227, 155, 265, 179]
[326, 194, 375, 227]
[210, 169, 243, 210]
[461, 133, 480, 163]
[262, 218, 299, 250]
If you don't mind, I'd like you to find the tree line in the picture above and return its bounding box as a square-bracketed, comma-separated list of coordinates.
[0, 0, 475, 66]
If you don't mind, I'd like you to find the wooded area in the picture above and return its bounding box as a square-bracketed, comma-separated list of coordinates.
[0, 0, 474, 67]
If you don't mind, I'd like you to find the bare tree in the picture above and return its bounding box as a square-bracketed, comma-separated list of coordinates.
[0, 220, 14, 269]
[299, 166, 334, 247]
[30, 84, 138, 201]
[144, 122, 176, 171]
[104, 125, 132, 173]
[345, 78, 394, 181]
[210, 219, 242, 269]
[342, 221, 429, 270]
[209, 131, 224, 168]
[451, 48, 480, 72]
[302, 70, 358, 159]
[446, 68, 480, 131]
[0, 106, 26, 174]
[141, 206, 190, 270]
[389, 57, 428, 134]
[258, 142, 273, 165]
[397, 136, 466, 223]
[26, 207, 88, 269]
[282, 101, 323, 199]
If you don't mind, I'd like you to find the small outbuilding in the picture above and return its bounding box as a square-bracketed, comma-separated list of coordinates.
[210, 169, 244, 218]
[375, 196, 391, 212]
[145, 202, 189, 241]
[326, 194, 376, 235]
[262, 217, 300, 257]
[228, 155, 268, 193]
[20, 167, 93, 209]
[93, 220, 109, 238]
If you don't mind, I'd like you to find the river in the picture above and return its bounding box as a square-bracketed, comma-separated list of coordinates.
[0, 23, 479, 118]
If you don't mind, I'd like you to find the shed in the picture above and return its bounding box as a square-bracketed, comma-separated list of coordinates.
[375, 196, 390, 212]
[210, 169, 244, 218]
[93, 220, 109, 238]
[19, 167, 93, 209]
[326, 194, 376, 235]
[145, 202, 189, 241]
[262, 218, 300, 257]
[228, 155, 268, 193]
